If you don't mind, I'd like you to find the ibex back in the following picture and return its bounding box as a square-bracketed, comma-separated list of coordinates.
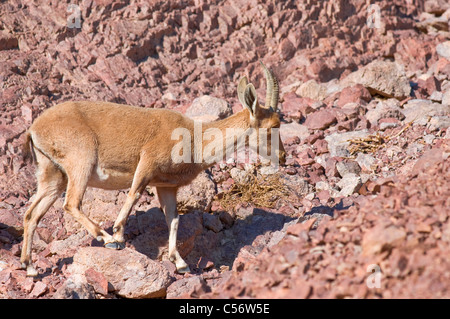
[20, 62, 286, 276]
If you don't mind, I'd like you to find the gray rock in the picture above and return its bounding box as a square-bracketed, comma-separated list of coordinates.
[229, 167, 251, 184]
[325, 130, 369, 157]
[436, 41, 450, 60]
[53, 276, 96, 299]
[356, 153, 378, 172]
[336, 160, 361, 177]
[429, 91, 443, 102]
[68, 247, 172, 299]
[337, 173, 362, 197]
[280, 122, 309, 143]
[423, 134, 436, 145]
[401, 99, 449, 125]
[428, 116, 450, 131]
[341, 60, 411, 99]
[365, 99, 405, 126]
[185, 95, 232, 122]
[203, 213, 223, 233]
[281, 174, 313, 196]
[296, 79, 328, 101]
[443, 90, 450, 106]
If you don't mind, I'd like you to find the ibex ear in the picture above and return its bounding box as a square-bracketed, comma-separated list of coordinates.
[237, 76, 248, 107]
[244, 83, 259, 118]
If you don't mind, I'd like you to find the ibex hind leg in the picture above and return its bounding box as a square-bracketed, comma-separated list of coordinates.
[21, 149, 67, 277]
[62, 159, 117, 248]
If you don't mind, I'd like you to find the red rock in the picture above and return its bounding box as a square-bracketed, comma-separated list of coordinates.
[281, 93, 315, 121]
[85, 267, 109, 295]
[290, 280, 313, 299]
[416, 76, 441, 98]
[304, 110, 337, 130]
[337, 118, 360, 131]
[434, 58, 450, 79]
[304, 131, 324, 145]
[280, 38, 296, 60]
[30, 281, 48, 298]
[337, 84, 372, 108]
[0, 209, 21, 227]
[21, 277, 34, 293]
[296, 148, 315, 166]
[325, 157, 341, 178]
[317, 189, 331, 203]
[362, 224, 407, 256]
[411, 148, 443, 177]
[313, 139, 328, 155]
[166, 276, 209, 299]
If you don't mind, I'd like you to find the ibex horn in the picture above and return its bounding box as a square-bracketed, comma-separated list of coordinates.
[260, 61, 279, 111]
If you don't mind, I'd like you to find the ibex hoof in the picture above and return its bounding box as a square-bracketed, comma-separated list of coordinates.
[176, 265, 191, 274]
[26, 265, 39, 277]
[104, 242, 125, 250]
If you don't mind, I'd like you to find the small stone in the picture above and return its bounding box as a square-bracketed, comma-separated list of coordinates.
[336, 160, 361, 177]
[325, 130, 369, 157]
[337, 84, 372, 108]
[305, 110, 337, 130]
[296, 79, 328, 101]
[203, 213, 223, 233]
[436, 41, 450, 60]
[30, 281, 48, 298]
[337, 173, 362, 197]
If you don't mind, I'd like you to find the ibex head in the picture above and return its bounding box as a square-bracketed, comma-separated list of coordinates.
[237, 62, 286, 165]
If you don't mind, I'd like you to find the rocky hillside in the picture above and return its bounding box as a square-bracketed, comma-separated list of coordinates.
[0, 0, 449, 298]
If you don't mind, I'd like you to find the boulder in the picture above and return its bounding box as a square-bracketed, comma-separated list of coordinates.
[68, 247, 172, 298]
[341, 60, 411, 99]
[185, 95, 233, 122]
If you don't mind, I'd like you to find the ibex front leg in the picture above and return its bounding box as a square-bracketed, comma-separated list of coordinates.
[156, 187, 190, 273]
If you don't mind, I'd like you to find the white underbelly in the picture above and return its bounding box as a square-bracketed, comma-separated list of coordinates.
[88, 165, 134, 190]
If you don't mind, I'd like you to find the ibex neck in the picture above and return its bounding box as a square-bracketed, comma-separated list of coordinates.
[194, 109, 252, 168]
[203, 108, 251, 132]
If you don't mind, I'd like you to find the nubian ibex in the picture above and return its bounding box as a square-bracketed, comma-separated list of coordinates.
[20, 62, 286, 276]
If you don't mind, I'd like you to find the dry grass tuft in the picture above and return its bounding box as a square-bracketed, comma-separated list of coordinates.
[216, 168, 291, 211]
[347, 121, 413, 156]
[348, 133, 385, 155]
